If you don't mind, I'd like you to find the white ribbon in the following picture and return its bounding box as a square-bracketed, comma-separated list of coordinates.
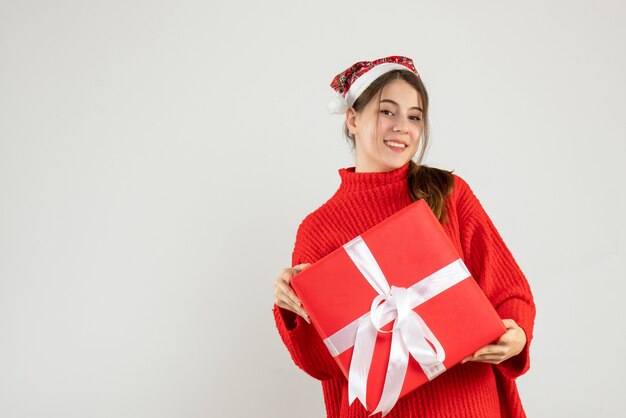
[324, 236, 471, 416]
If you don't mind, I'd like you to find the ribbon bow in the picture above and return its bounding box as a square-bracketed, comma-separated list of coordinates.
[344, 236, 447, 416]
[323, 235, 471, 416]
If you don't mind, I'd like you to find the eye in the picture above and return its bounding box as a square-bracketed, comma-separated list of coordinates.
[380, 109, 394, 116]
[410, 116, 422, 121]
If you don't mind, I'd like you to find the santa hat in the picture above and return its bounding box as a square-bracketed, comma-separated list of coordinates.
[327, 56, 421, 115]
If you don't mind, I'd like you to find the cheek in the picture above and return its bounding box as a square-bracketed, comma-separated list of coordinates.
[363, 121, 382, 141]
[374, 122, 391, 140]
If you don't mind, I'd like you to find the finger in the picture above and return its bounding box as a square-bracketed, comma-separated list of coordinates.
[473, 351, 508, 363]
[463, 351, 509, 363]
[502, 318, 518, 329]
[275, 296, 298, 315]
[274, 278, 298, 304]
[275, 279, 304, 309]
[463, 348, 511, 363]
[496, 331, 515, 345]
[277, 263, 311, 291]
[275, 296, 293, 311]
[292, 262, 312, 272]
[275, 288, 310, 322]
[277, 268, 299, 287]
[470, 346, 493, 357]
[278, 269, 295, 285]
[275, 270, 299, 292]
[467, 357, 503, 365]
[472, 355, 508, 364]
[472, 344, 506, 357]
[274, 285, 309, 318]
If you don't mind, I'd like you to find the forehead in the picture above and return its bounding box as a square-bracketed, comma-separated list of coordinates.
[379, 79, 422, 107]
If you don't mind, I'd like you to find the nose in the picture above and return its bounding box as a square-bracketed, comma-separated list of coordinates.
[393, 120, 408, 134]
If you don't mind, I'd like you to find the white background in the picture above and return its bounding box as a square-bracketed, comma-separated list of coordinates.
[1, 1, 624, 417]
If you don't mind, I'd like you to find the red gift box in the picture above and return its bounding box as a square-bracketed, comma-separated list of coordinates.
[290, 199, 507, 416]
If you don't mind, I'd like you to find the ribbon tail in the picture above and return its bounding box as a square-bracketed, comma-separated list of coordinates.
[403, 311, 447, 379]
[348, 317, 378, 409]
[372, 323, 409, 416]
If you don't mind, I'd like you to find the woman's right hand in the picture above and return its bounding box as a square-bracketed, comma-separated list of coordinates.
[274, 263, 311, 323]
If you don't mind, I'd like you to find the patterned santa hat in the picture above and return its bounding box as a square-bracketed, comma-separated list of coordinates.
[328, 55, 421, 115]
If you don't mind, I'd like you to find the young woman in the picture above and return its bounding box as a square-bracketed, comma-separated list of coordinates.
[272, 56, 536, 418]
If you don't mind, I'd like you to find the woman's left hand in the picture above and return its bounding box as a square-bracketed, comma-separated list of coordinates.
[461, 319, 527, 365]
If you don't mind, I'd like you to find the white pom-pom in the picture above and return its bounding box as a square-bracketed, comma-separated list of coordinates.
[327, 93, 348, 115]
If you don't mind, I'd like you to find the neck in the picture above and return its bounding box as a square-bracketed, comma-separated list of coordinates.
[354, 159, 411, 173]
[337, 160, 411, 194]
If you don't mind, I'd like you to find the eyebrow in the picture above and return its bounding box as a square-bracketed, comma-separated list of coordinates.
[380, 99, 423, 112]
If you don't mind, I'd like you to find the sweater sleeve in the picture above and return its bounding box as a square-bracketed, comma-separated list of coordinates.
[454, 175, 536, 380]
[272, 217, 345, 381]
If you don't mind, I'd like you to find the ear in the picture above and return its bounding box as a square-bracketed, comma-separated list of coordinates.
[345, 107, 358, 137]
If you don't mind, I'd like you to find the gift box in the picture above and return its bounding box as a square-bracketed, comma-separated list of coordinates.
[290, 199, 507, 416]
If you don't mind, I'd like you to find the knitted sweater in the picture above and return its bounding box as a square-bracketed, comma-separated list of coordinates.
[273, 161, 536, 418]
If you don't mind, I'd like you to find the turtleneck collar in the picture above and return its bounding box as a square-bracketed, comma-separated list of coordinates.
[337, 161, 411, 193]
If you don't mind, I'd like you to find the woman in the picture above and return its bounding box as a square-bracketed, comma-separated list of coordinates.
[272, 56, 536, 418]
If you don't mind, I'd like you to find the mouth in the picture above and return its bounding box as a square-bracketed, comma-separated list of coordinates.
[383, 139, 408, 152]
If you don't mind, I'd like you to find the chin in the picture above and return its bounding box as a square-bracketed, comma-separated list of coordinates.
[388, 156, 411, 166]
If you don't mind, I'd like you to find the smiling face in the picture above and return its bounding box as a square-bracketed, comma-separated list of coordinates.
[346, 78, 423, 173]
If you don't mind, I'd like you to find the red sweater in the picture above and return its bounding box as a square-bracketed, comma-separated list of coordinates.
[273, 162, 536, 418]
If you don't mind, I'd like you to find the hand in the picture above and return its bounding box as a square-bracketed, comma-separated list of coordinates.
[273, 263, 312, 323]
[461, 319, 527, 365]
